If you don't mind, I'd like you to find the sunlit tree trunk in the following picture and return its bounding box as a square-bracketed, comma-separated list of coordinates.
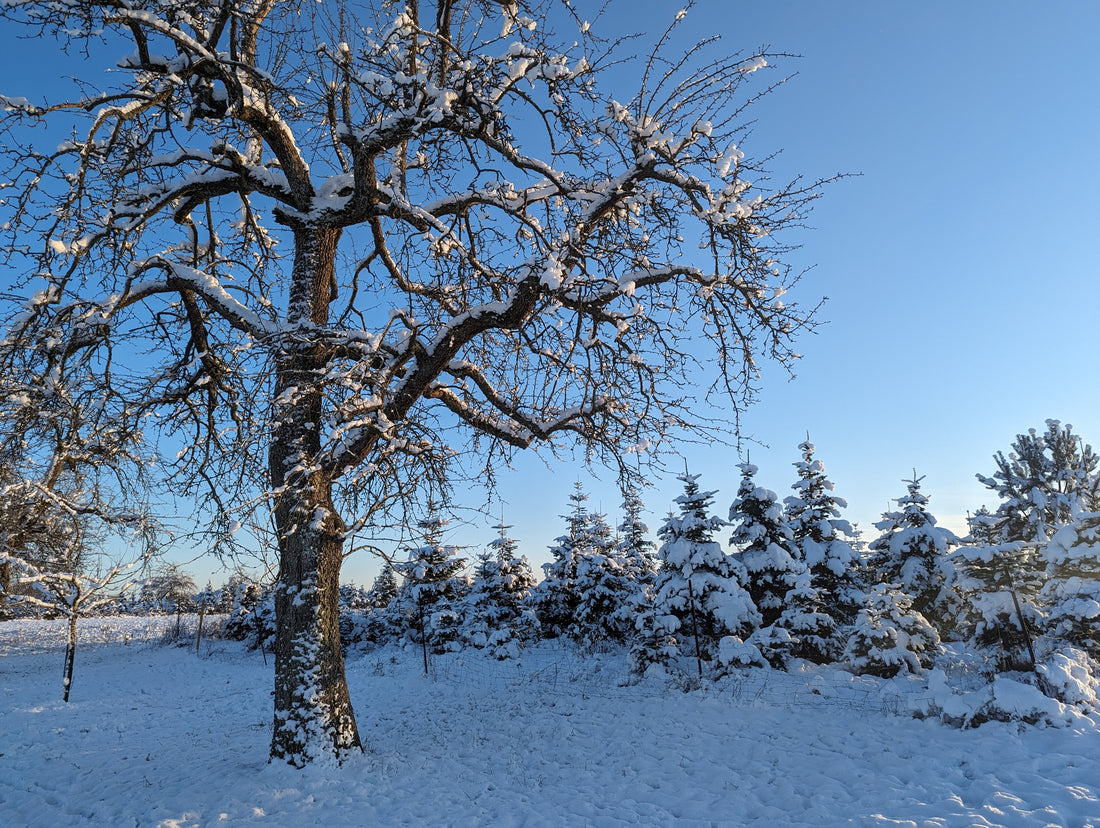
[63, 608, 78, 703]
[269, 227, 361, 764]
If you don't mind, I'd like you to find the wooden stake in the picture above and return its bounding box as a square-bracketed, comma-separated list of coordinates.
[688, 578, 703, 679]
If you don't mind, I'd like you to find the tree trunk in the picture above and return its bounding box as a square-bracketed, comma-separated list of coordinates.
[268, 226, 362, 766]
[63, 611, 77, 703]
[0, 560, 10, 620]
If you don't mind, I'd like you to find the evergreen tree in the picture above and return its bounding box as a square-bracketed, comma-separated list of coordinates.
[367, 566, 400, 610]
[391, 515, 469, 653]
[617, 482, 659, 581]
[488, 520, 519, 563]
[461, 522, 539, 658]
[977, 420, 1100, 546]
[355, 566, 400, 645]
[867, 474, 960, 637]
[633, 472, 758, 673]
[784, 438, 864, 629]
[570, 507, 642, 645]
[974, 421, 1100, 605]
[223, 579, 276, 652]
[761, 569, 839, 667]
[339, 583, 371, 611]
[729, 462, 802, 627]
[1040, 515, 1100, 658]
[336, 582, 372, 651]
[843, 584, 940, 678]
[954, 509, 1042, 673]
[195, 581, 221, 613]
[530, 483, 590, 638]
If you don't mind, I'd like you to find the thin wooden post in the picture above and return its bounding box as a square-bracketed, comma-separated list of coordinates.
[687, 578, 703, 679]
[63, 611, 78, 703]
[256, 608, 267, 666]
[417, 590, 429, 676]
[1008, 588, 1037, 670]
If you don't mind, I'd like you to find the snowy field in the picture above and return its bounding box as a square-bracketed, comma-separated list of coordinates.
[2, 618, 1099, 827]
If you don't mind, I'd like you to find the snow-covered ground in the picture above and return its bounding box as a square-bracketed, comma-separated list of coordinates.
[2, 618, 1099, 827]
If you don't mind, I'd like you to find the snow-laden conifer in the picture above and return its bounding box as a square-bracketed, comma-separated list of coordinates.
[844, 585, 939, 678]
[1040, 515, 1100, 658]
[973, 422, 1100, 608]
[759, 569, 840, 667]
[617, 483, 660, 583]
[867, 474, 960, 637]
[784, 439, 863, 627]
[569, 507, 642, 645]
[530, 484, 592, 638]
[729, 462, 802, 628]
[390, 515, 469, 653]
[223, 580, 277, 653]
[367, 567, 400, 611]
[460, 522, 539, 658]
[954, 507, 1042, 673]
[633, 472, 758, 674]
[977, 421, 1100, 547]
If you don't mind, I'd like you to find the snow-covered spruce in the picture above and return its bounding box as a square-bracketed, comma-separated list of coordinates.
[532, 485, 645, 646]
[843, 584, 939, 678]
[784, 439, 864, 629]
[760, 569, 840, 667]
[633, 472, 759, 675]
[223, 580, 277, 653]
[530, 483, 591, 639]
[388, 515, 469, 654]
[976, 420, 1100, 549]
[1040, 515, 1100, 658]
[728, 462, 802, 630]
[617, 482, 660, 584]
[867, 474, 961, 638]
[953, 537, 1043, 673]
[458, 522, 540, 659]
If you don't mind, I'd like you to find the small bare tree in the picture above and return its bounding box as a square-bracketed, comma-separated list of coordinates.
[0, 0, 831, 764]
[2, 527, 153, 702]
[0, 357, 157, 701]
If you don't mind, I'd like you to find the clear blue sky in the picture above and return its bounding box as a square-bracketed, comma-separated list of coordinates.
[443, 0, 1100, 588]
[2, 1, 1098, 587]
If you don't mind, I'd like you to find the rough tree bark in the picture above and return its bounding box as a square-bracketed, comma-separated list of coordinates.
[269, 226, 362, 760]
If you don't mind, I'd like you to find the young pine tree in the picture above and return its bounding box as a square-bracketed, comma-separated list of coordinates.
[1040, 514, 1100, 658]
[954, 507, 1042, 673]
[569, 507, 642, 646]
[633, 472, 758, 674]
[844, 585, 940, 678]
[530, 483, 590, 638]
[729, 462, 803, 628]
[784, 439, 864, 627]
[617, 482, 660, 583]
[977, 420, 1100, 548]
[460, 522, 539, 658]
[974, 421, 1100, 604]
[391, 515, 469, 653]
[761, 569, 840, 667]
[368, 566, 400, 611]
[867, 474, 960, 638]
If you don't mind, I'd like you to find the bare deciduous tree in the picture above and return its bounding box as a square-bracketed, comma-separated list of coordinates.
[0, 359, 157, 701]
[0, 0, 831, 765]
